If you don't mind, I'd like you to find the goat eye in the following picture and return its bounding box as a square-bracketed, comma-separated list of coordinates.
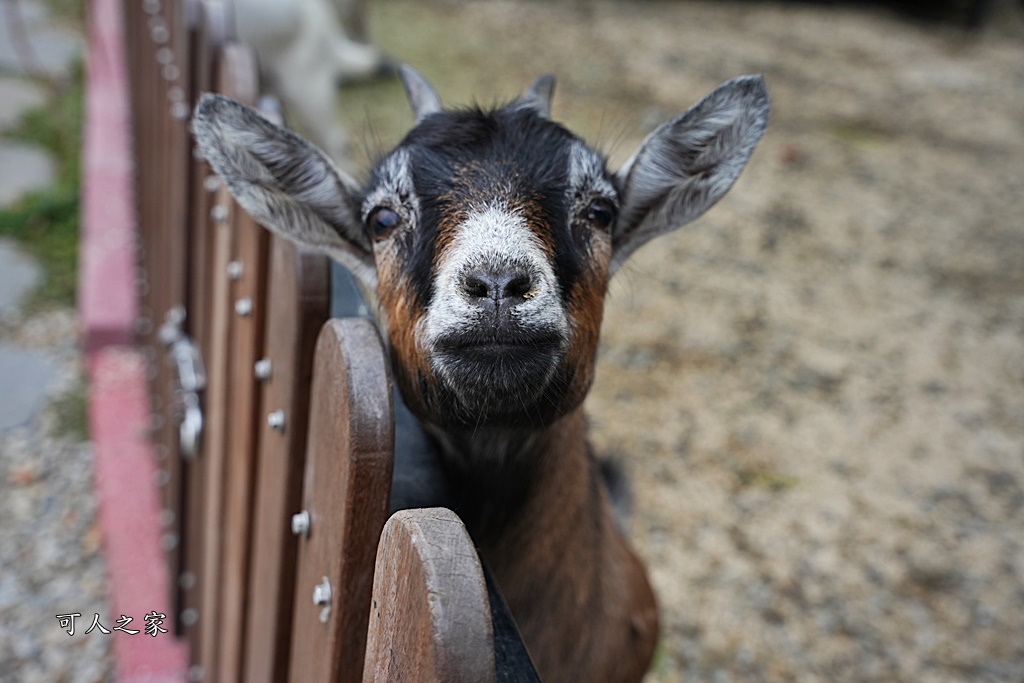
[367, 207, 401, 239]
[585, 199, 615, 230]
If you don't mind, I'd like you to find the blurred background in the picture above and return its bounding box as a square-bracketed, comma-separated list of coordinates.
[1, 0, 1022, 681]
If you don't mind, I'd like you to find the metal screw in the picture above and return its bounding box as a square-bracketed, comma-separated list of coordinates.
[171, 101, 190, 121]
[203, 175, 220, 193]
[154, 468, 170, 487]
[150, 23, 169, 44]
[179, 571, 197, 591]
[313, 577, 332, 623]
[135, 316, 153, 336]
[291, 510, 310, 537]
[254, 358, 272, 380]
[180, 607, 198, 628]
[267, 410, 286, 433]
[162, 63, 180, 82]
[226, 260, 244, 280]
[234, 298, 253, 317]
[211, 204, 228, 223]
[160, 532, 179, 552]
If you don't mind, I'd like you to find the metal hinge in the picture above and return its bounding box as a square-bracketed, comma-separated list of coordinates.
[159, 306, 206, 458]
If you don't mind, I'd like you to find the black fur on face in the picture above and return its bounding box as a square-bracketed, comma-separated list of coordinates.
[363, 103, 618, 429]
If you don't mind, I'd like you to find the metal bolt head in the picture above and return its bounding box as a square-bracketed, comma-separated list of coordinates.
[226, 260, 243, 280]
[313, 577, 332, 623]
[160, 532, 179, 552]
[291, 510, 310, 537]
[180, 607, 198, 628]
[234, 298, 253, 317]
[150, 23, 169, 44]
[179, 571, 197, 591]
[254, 358, 272, 381]
[211, 204, 228, 223]
[171, 101, 190, 121]
[267, 410, 286, 432]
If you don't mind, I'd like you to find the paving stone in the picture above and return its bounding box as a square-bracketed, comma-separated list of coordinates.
[0, 77, 46, 132]
[0, 0, 82, 78]
[0, 343, 58, 429]
[0, 141, 54, 205]
[0, 239, 41, 316]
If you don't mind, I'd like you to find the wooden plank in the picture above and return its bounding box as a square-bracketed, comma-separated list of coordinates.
[123, 0, 195, 614]
[193, 42, 260, 683]
[179, 0, 231, 659]
[244, 239, 330, 683]
[288, 318, 394, 683]
[363, 509, 496, 683]
[212, 43, 265, 683]
[216, 202, 269, 683]
[161, 0, 195, 628]
[195, 182, 236, 682]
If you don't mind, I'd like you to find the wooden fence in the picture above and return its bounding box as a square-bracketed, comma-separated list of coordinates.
[121, 1, 539, 680]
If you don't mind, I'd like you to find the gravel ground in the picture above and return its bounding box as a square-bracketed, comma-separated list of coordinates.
[344, 2, 1024, 681]
[0, 308, 113, 683]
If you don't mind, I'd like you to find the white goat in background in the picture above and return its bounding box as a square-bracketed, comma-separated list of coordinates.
[234, 0, 391, 162]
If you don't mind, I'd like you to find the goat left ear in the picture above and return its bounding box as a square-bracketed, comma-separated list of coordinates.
[191, 93, 377, 291]
[521, 74, 556, 119]
[610, 75, 769, 274]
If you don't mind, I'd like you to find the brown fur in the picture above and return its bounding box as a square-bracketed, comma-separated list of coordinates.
[467, 410, 659, 683]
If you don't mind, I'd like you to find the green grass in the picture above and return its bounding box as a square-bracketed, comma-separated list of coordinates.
[0, 62, 84, 312]
[47, 380, 89, 441]
[735, 466, 799, 492]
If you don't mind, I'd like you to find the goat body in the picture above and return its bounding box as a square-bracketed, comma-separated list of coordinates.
[192, 66, 769, 682]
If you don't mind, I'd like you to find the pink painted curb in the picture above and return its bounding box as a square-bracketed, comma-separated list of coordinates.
[80, 0, 189, 681]
[79, 0, 137, 352]
[87, 348, 189, 682]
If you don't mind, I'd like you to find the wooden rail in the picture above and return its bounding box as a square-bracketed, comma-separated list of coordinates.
[121, 1, 541, 681]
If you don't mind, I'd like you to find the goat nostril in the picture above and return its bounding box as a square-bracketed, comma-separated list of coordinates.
[504, 274, 533, 300]
[462, 275, 491, 300]
[462, 270, 536, 306]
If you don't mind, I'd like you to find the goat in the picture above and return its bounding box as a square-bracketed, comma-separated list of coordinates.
[234, 0, 391, 163]
[192, 66, 769, 682]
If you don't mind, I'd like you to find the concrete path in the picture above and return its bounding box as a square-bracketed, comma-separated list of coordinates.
[0, 0, 82, 77]
[0, 0, 75, 430]
[0, 3, 116, 682]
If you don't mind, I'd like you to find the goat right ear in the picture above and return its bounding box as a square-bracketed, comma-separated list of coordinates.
[191, 93, 377, 290]
[399, 65, 442, 123]
[610, 76, 769, 275]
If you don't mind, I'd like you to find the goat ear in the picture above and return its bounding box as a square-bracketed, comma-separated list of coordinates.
[400, 65, 443, 123]
[521, 74, 556, 119]
[610, 75, 769, 274]
[191, 93, 377, 291]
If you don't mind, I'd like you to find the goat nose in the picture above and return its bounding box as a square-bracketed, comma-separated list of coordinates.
[461, 268, 535, 310]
